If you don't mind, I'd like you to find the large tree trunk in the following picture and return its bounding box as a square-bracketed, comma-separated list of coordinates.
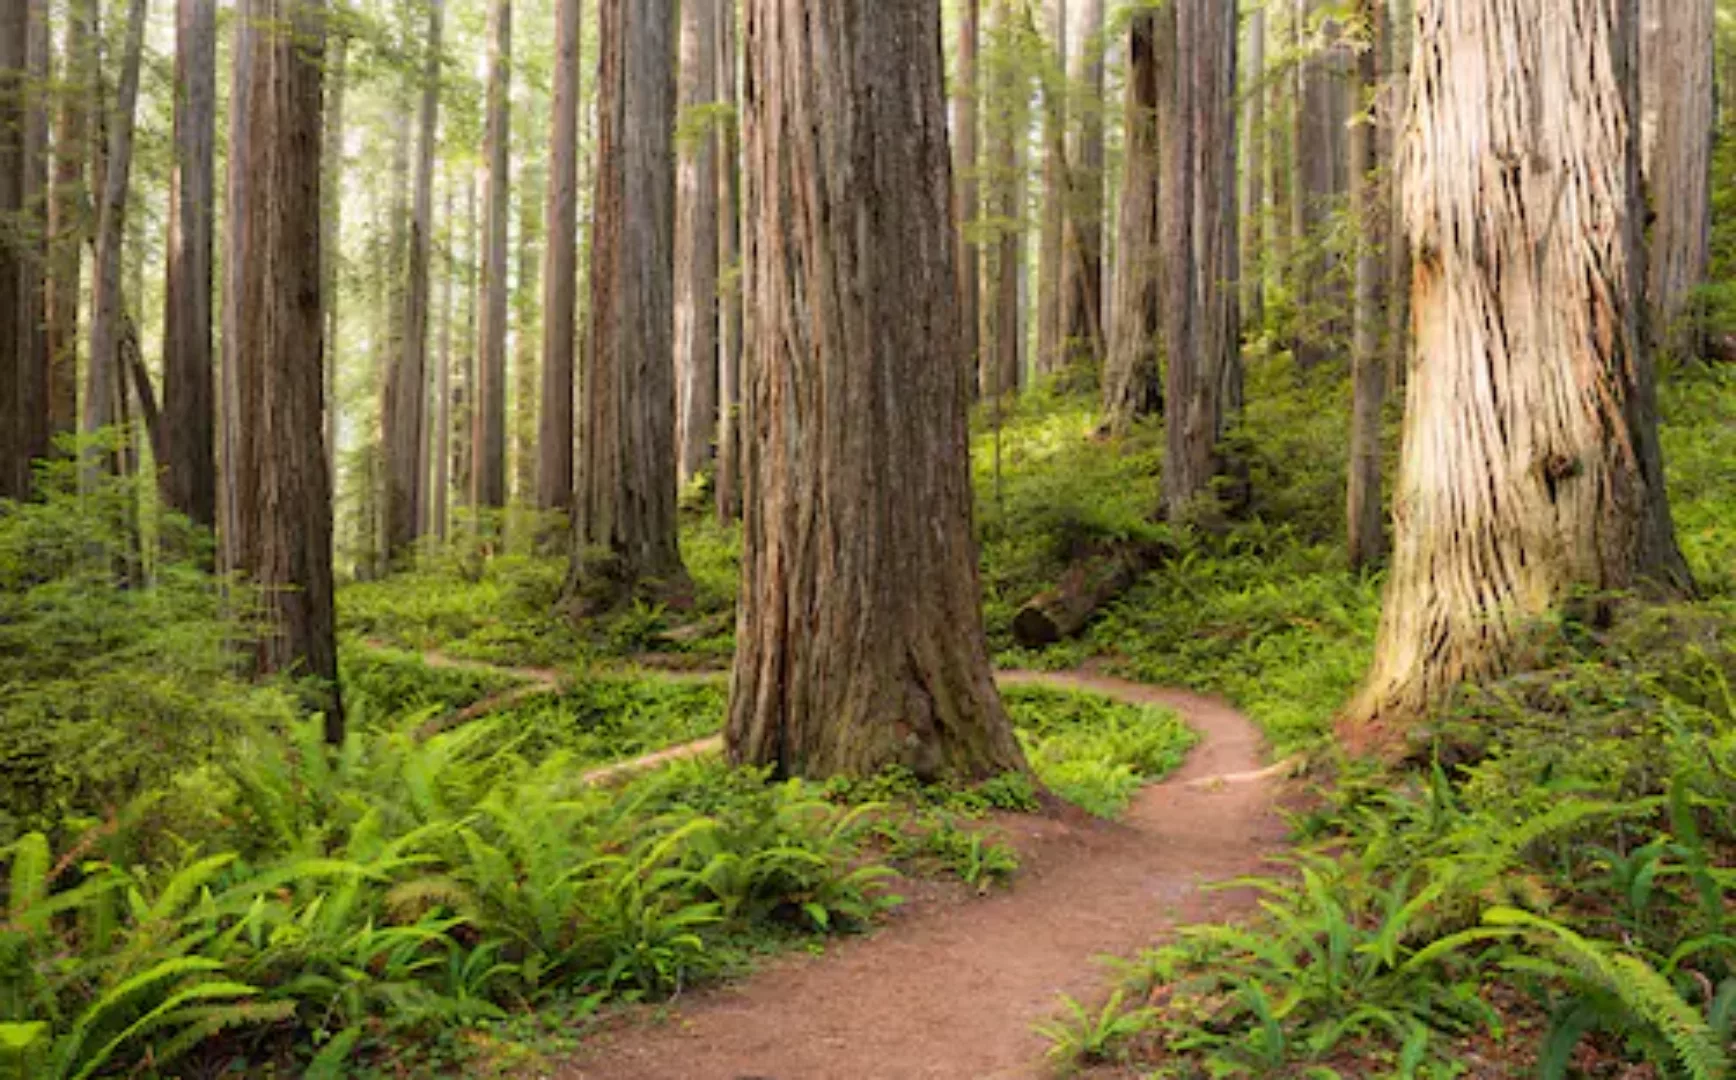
[1639, 0, 1713, 361]
[674, 0, 720, 486]
[236, 0, 342, 740]
[565, 0, 685, 608]
[1100, 12, 1161, 437]
[383, 0, 441, 556]
[161, 0, 217, 529]
[1346, 0, 1692, 736]
[728, 0, 1027, 781]
[46, 0, 91, 444]
[1346, 0, 1387, 570]
[472, 0, 510, 510]
[1035, 0, 1065, 380]
[83, 0, 147, 472]
[957, 0, 984, 394]
[714, 0, 743, 525]
[537, 0, 580, 512]
[1160, 0, 1240, 521]
[1056, 0, 1104, 373]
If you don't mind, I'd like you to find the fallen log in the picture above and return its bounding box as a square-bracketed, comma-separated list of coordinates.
[1011, 542, 1169, 647]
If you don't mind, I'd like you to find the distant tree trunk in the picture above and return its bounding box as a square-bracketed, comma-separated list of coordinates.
[320, 26, 345, 483]
[565, 0, 685, 608]
[1056, 0, 1104, 373]
[1241, 5, 1266, 332]
[46, 0, 92, 444]
[1267, 1, 1293, 307]
[1346, 0, 1386, 570]
[472, 0, 510, 510]
[162, 0, 217, 529]
[219, 0, 253, 574]
[433, 168, 454, 539]
[1100, 11, 1161, 437]
[957, 0, 984, 391]
[83, 0, 148, 466]
[714, 0, 742, 525]
[1347, 0, 1692, 736]
[455, 167, 477, 510]
[1159, 0, 1240, 520]
[675, 0, 720, 486]
[984, 0, 1023, 399]
[382, 0, 440, 556]
[0, 0, 25, 498]
[1036, 0, 1066, 379]
[1290, 0, 1337, 369]
[1639, 0, 1714, 361]
[512, 162, 542, 504]
[1383, 0, 1410, 384]
[236, 0, 342, 740]
[538, 0, 580, 512]
[728, 0, 1028, 782]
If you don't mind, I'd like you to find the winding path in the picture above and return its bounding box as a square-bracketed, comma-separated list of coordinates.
[548, 669, 1290, 1080]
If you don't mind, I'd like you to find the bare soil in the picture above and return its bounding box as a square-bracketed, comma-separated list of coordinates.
[550, 670, 1289, 1080]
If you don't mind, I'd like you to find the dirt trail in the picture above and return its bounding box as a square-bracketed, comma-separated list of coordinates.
[554, 670, 1289, 1080]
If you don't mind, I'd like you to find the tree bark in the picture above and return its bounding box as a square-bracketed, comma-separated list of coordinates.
[46, 0, 91, 444]
[675, 0, 720, 486]
[1100, 12, 1161, 437]
[957, 0, 985, 393]
[1346, 0, 1386, 570]
[1290, 0, 1339, 370]
[1035, 0, 1065, 379]
[728, 0, 1027, 782]
[1639, 0, 1714, 361]
[565, 0, 685, 608]
[433, 166, 454, 539]
[1159, 0, 1240, 520]
[219, 0, 254, 574]
[0, 0, 24, 498]
[1055, 0, 1103, 373]
[235, 0, 343, 740]
[512, 162, 542, 505]
[472, 0, 510, 510]
[983, 0, 1023, 399]
[1347, 0, 1692, 736]
[320, 25, 344, 485]
[162, 0, 217, 528]
[1241, 5, 1266, 332]
[714, 0, 743, 525]
[383, 0, 441, 556]
[538, 0, 581, 512]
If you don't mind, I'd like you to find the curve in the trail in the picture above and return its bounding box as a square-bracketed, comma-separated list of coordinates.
[550, 669, 1290, 1080]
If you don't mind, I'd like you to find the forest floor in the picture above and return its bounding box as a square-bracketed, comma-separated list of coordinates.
[533, 669, 1288, 1080]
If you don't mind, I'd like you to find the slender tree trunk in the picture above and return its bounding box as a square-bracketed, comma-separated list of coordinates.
[1384, 0, 1410, 388]
[1290, 0, 1338, 369]
[0, 0, 24, 498]
[46, 0, 91, 444]
[538, 0, 580, 512]
[714, 0, 742, 525]
[455, 167, 477, 511]
[1347, 0, 1692, 737]
[320, 27, 345, 485]
[1036, 0, 1066, 379]
[1241, 4, 1266, 333]
[1346, 0, 1387, 570]
[83, 0, 148, 466]
[675, 0, 720, 486]
[472, 0, 511, 510]
[957, 0, 984, 392]
[433, 167, 454, 539]
[513, 162, 542, 505]
[984, 0, 1024, 399]
[1054, 0, 1103, 372]
[1101, 12, 1161, 437]
[1268, 0, 1294, 313]
[219, 0, 253, 574]
[728, 0, 1027, 782]
[381, 0, 440, 555]
[565, 0, 685, 608]
[237, 0, 342, 739]
[1639, 0, 1714, 361]
[162, 0, 217, 528]
[1159, 0, 1240, 520]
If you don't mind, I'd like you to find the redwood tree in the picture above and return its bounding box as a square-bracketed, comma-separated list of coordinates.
[674, 0, 720, 486]
[727, 0, 1027, 780]
[1100, 10, 1161, 436]
[537, 0, 581, 512]
[1639, 0, 1714, 360]
[1346, 0, 1691, 734]
[472, 0, 511, 510]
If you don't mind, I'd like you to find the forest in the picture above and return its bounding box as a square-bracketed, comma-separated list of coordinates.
[2, 0, 1736, 1076]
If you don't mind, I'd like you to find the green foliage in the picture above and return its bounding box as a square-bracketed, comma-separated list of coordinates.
[1004, 686, 1198, 817]
[1034, 989, 1154, 1072]
[477, 675, 726, 770]
[338, 553, 578, 668]
[339, 641, 525, 718]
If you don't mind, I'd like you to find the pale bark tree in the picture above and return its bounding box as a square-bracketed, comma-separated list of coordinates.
[512, 163, 542, 504]
[675, 0, 720, 486]
[1035, 0, 1065, 378]
[472, 0, 511, 510]
[1346, 0, 1386, 570]
[83, 0, 148, 467]
[565, 0, 685, 607]
[1639, 0, 1714, 360]
[1056, 0, 1103, 372]
[1100, 11, 1161, 437]
[235, 0, 342, 740]
[454, 167, 477, 508]
[162, 0, 217, 528]
[957, 0, 984, 391]
[434, 166, 454, 538]
[715, 0, 743, 524]
[1347, 0, 1691, 735]
[46, 0, 92, 442]
[538, 0, 581, 511]
[1159, 0, 1240, 520]
[383, 0, 441, 555]
[728, 0, 1027, 781]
